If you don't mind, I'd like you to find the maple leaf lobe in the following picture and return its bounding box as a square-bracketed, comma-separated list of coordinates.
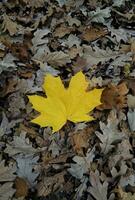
[28, 71, 103, 133]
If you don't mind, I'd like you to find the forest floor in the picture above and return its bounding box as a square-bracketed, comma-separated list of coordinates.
[0, 0, 135, 200]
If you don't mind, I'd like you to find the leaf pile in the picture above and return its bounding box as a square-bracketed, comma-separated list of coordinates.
[0, 0, 135, 199]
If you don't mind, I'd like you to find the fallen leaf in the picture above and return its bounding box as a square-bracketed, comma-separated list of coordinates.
[0, 53, 17, 74]
[0, 182, 16, 200]
[68, 46, 83, 59]
[80, 26, 108, 42]
[70, 127, 94, 154]
[16, 154, 39, 187]
[113, 0, 129, 7]
[4, 131, 37, 156]
[131, 39, 135, 62]
[1, 77, 17, 96]
[11, 43, 30, 62]
[127, 109, 135, 131]
[53, 23, 74, 38]
[62, 34, 81, 48]
[107, 25, 129, 43]
[68, 147, 95, 179]
[15, 177, 28, 198]
[37, 171, 66, 197]
[118, 186, 135, 200]
[66, 15, 81, 26]
[88, 170, 108, 200]
[43, 51, 71, 67]
[127, 95, 135, 108]
[28, 72, 103, 132]
[109, 139, 133, 169]
[21, 0, 44, 8]
[126, 79, 135, 96]
[88, 7, 111, 24]
[82, 45, 119, 67]
[0, 160, 16, 182]
[2, 14, 18, 36]
[72, 56, 87, 72]
[96, 110, 127, 154]
[98, 82, 128, 110]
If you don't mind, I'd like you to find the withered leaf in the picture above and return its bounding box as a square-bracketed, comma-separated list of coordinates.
[80, 26, 108, 42]
[98, 82, 128, 110]
[37, 171, 66, 197]
[2, 14, 18, 36]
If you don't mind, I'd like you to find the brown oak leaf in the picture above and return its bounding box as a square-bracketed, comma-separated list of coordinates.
[98, 82, 128, 110]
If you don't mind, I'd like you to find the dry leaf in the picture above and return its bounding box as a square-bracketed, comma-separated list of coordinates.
[15, 177, 28, 198]
[96, 110, 127, 154]
[0, 182, 16, 200]
[53, 23, 74, 38]
[127, 95, 135, 108]
[98, 82, 128, 110]
[126, 79, 135, 96]
[127, 109, 135, 131]
[11, 43, 29, 62]
[66, 15, 81, 26]
[82, 45, 119, 67]
[21, 0, 44, 8]
[72, 56, 87, 72]
[118, 186, 135, 200]
[70, 127, 94, 154]
[68, 147, 95, 179]
[16, 155, 39, 187]
[0, 160, 16, 182]
[68, 47, 83, 59]
[2, 14, 18, 36]
[88, 7, 111, 24]
[28, 72, 103, 132]
[88, 170, 108, 200]
[43, 51, 71, 67]
[37, 171, 66, 197]
[131, 39, 135, 62]
[80, 26, 108, 42]
[4, 131, 37, 156]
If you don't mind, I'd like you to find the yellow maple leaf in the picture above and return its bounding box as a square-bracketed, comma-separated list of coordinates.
[28, 71, 103, 133]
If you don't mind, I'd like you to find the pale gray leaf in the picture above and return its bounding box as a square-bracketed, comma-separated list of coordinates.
[0, 112, 22, 136]
[56, 0, 68, 7]
[68, 147, 95, 179]
[75, 177, 88, 199]
[113, 0, 129, 7]
[43, 51, 71, 67]
[0, 53, 17, 74]
[32, 28, 50, 53]
[96, 110, 126, 154]
[62, 34, 81, 48]
[109, 53, 132, 67]
[108, 139, 133, 169]
[48, 140, 60, 157]
[111, 161, 128, 178]
[120, 169, 135, 187]
[8, 92, 26, 118]
[0, 182, 16, 200]
[88, 170, 108, 200]
[0, 160, 16, 182]
[89, 7, 111, 24]
[16, 154, 39, 187]
[82, 45, 120, 67]
[4, 131, 37, 156]
[128, 109, 135, 131]
[107, 25, 130, 43]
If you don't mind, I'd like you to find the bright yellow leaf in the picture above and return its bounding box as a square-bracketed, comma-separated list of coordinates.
[28, 71, 103, 133]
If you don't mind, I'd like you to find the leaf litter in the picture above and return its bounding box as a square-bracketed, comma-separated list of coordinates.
[0, 0, 135, 199]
